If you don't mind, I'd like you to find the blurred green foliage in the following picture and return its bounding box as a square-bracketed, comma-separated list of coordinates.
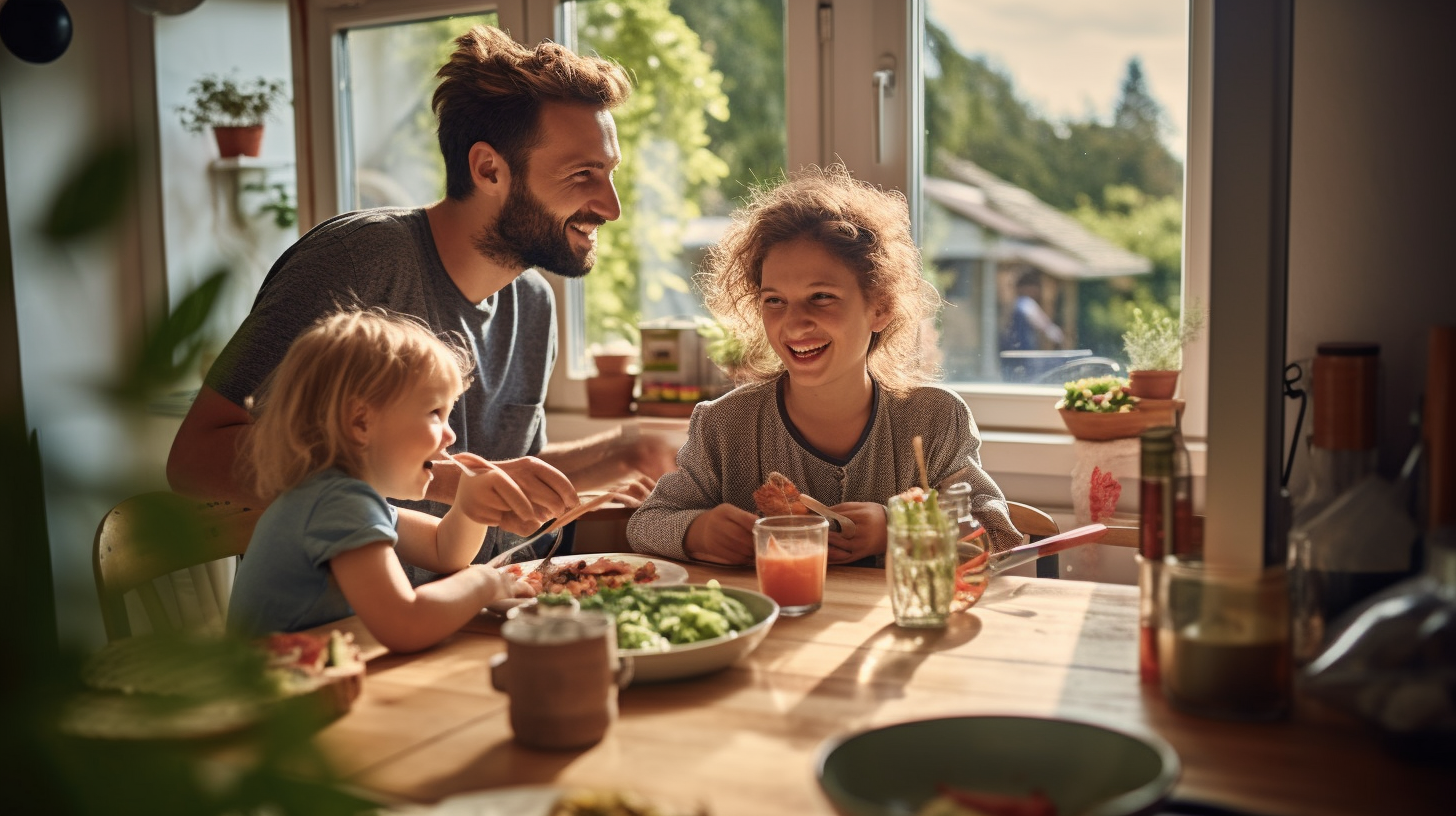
[1, 132, 373, 813]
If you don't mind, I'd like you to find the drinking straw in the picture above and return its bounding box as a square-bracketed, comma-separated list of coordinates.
[912, 435, 929, 492]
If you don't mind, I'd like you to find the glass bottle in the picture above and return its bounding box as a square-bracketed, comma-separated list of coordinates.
[941, 482, 989, 611]
[1291, 343, 1381, 527]
[1138, 427, 1176, 685]
[1170, 413, 1197, 557]
[1287, 343, 1410, 664]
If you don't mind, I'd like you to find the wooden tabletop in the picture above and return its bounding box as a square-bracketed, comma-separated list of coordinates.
[312, 565, 1451, 815]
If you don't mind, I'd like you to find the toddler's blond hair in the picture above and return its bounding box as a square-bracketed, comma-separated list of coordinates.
[244, 309, 472, 500]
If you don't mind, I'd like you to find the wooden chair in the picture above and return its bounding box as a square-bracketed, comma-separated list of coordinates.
[1006, 500, 1063, 578]
[93, 492, 259, 641]
[1006, 501, 1148, 579]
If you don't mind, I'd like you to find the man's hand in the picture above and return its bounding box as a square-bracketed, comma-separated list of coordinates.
[603, 474, 656, 507]
[621, 428, 678, 481]
[683, 504, 757, 565]
[450, 454, 573, 535]
[826, 501, 887, 564]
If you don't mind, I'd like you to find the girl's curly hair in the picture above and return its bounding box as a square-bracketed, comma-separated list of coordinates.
[696, 164, 942, 394]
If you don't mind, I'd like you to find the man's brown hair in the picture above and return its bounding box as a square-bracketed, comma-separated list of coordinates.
[433, 25, 632, 200]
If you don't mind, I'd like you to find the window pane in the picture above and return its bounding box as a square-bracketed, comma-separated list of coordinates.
[339, 13, 498, 210]
[563, 0, 788, 353]
[920, 0, 1189, 386]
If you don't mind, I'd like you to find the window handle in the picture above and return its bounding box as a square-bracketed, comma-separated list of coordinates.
[872, 57, 896, 165]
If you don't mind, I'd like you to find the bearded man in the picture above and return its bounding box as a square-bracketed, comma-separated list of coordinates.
[167, 26, 676, 575]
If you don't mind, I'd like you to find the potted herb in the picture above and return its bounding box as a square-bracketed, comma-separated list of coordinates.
[1054, 375, 1145, 440]
[1121, 301, 1206, 399]
[176, 74, 288, 158]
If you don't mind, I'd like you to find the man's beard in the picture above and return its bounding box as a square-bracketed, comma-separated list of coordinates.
[474, 181, 605, 279]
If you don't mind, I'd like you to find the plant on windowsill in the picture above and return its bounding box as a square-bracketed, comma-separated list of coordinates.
[586, 320, 640, 418]
[1055, 375, 1148, 440]
[176, 74, 288, 159]
[1121, 301, 1206, 399]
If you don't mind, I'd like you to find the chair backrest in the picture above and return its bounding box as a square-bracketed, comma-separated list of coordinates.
[1006, 500, 1060, 540]
[93, 492, 258, 641]
[1006, 500, 1061, 579]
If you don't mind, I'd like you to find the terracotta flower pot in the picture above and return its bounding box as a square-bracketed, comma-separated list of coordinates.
[1058, 408, 1152, 441]
[1128, 369, 1180, 400]
[587, 373, 636, 418]
[592, 354, 632, 376]
[213, 125, 264, 158]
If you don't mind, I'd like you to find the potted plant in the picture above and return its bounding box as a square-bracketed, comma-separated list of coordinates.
[176, 74, 288, 158]
[586, 321, 639, 417]
[697, 317, 748, 396]
[1121, 301, 1206, 399]
[1055, 375, 1149, 440]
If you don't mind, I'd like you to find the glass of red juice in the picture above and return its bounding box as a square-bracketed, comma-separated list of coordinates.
[753, 515, 829, 616]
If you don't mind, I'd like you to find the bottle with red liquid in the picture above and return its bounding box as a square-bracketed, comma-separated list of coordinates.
[1138, 427, 1176, 684]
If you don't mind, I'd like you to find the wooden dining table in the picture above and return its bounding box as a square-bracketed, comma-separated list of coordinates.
[311, 563, 1452, 815]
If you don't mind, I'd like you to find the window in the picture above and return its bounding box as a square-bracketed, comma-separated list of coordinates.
[558, 0, 790, 371]
[338, 13, 499, 210]
[299, 0, 1207, 441]
[919, 0, 1190, 389]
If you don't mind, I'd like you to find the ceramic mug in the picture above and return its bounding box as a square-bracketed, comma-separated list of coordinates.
[489, 607, 633, 750]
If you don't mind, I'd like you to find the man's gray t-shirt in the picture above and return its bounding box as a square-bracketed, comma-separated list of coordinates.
[207, 207, 556, 573]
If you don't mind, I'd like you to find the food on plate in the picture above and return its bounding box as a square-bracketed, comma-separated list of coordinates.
[915, 785, 1057, 816]
[550, 788, 706, 816]
[263, 629, 363, 696]
[62, 628, 365, 740]
[506, 556, 660, 598]
[577, 580, 756, 651]
[753, 470, 809, 517]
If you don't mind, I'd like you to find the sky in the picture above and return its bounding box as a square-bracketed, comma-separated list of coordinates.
[927, 0, 1190, 158]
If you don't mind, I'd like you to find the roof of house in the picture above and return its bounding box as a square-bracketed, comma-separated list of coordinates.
[929, 154, 1153, 279]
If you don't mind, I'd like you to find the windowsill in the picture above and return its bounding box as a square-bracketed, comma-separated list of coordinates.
[544, 409, 1206, 514]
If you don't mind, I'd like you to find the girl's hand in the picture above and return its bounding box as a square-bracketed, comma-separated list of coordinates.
[450, 454, 549, 535]
[684, 504, 757, 565]
[826, 501, 887, 564]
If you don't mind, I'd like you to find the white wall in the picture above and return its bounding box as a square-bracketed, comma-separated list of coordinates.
[155, 0, 295, 368]
[1287, 0, 1456, 481]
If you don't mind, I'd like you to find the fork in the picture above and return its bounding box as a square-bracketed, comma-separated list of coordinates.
[798, 493, 858, 539]
[529, 532, 568, 585]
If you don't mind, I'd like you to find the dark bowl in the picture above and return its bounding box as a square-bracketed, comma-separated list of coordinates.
[817, 715, 1180, 816]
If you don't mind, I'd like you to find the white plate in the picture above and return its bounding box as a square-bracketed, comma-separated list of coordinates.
[483, 554, 689, 615]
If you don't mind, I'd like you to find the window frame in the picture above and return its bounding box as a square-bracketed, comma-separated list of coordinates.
[544, 0, 1209, 445]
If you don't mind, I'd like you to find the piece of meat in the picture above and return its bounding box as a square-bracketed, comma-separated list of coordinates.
[753, 471, 809, 517]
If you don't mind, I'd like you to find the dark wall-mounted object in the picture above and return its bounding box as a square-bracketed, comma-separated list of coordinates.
[0, 0, 72, 64]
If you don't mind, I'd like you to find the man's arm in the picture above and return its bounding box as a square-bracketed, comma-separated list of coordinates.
[166, 385, 263, 506]
[535, 424, 678, 494]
